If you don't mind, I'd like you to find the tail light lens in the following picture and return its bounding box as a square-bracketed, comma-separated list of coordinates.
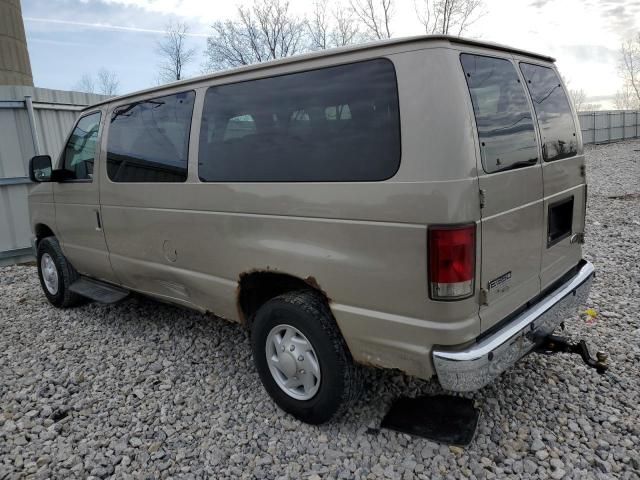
[428, 224, 476, 300]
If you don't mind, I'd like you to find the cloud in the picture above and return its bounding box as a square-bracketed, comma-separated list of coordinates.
[24, 17, 208, 37]
[598, 1, 640, 37]
[27, 37, 89, 48]
[560, 45, 618, 64]
[587, 94, 616, 103]
[529, 0, 552, 8]
[98, 0, 239, 24]
[22, 0, 212, 35]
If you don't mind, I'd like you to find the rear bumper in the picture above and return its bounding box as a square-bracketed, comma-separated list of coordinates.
[432, 260, 595, 392]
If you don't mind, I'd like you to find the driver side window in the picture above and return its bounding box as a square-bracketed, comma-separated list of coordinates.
[62, 112, 102, 180]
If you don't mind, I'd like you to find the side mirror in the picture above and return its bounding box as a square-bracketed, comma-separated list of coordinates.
[29, 155, 52, 182]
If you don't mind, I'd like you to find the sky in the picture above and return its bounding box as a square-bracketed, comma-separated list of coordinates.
[22, 0, 640, 108]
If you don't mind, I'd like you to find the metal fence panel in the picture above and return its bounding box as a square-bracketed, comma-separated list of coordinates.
[578, 110, 640, 145]
[0, 86, 108, 265]
[0, 184, 32, 265]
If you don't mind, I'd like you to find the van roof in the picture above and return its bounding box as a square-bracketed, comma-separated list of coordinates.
[86, 35, 555, 110]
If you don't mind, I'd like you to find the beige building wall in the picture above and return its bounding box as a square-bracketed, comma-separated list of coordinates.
[0, 0, 34, 86]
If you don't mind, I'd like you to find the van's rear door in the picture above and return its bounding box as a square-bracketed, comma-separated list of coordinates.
[519, 62, 585, 291]
[460, 53, 545, 332]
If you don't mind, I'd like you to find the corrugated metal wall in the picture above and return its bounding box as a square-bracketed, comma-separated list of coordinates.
[0, 86, 108, 265]
[578, 110, 640, 144]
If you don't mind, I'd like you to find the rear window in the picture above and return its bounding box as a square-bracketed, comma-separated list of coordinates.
[198, 59, 401, 182]
[107, 91, 195, 183]
[519, 63, 577, 161]
[460, 54, 539, 173]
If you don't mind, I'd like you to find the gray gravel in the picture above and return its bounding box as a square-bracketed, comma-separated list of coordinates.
[1, 140, 639, 479]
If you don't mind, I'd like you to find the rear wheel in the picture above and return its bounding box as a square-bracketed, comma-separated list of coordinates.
[250, 290, 362, 424]
[36, 237, 84, 308]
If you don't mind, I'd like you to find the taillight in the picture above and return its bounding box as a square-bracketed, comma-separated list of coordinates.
[428, 224, 476, 300]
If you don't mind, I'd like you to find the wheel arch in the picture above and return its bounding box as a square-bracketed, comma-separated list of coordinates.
[34, 223, 56, 246]
[236, 269, 330, 328]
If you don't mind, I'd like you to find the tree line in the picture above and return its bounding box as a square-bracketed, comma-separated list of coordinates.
[73, 0, 484, 95]
[71, 0, 640, 112]
[202, 0, 486, 71]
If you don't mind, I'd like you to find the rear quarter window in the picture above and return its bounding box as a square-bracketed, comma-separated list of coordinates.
[519, 63, 577, 161]
[460, 54, 539, 174]
[198, 59, 401, 182]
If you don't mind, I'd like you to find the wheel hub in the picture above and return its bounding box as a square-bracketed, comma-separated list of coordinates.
[40, 253, 59, 295]
[277, 349, 298, 378]
[266, 324, 321, 400]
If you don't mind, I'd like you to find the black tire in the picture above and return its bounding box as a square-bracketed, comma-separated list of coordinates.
[251, 290, 362, 424]
[36, 237, 84, 308]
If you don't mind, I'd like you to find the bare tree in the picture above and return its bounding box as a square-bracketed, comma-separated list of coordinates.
[566, 87, 600, 111]
[349, 0, 393, 40]
[569, 88, 586, 112]
[74, 69, 119, 96]
[332, 6, 361, 46]
[74, 74, 96, 94]
[617, 34, 640, 110]
[414, 0, 483, 36]
[204, 0, 306, 71]
[157, 21, 197, 82]
[96, 69, 120, 96]
[307, 0, 362, 50]
[308, 0, 330, 50]
[614, 84, 640, 110]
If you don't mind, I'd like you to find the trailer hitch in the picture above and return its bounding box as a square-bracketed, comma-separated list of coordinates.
[535, 334, 609, 374]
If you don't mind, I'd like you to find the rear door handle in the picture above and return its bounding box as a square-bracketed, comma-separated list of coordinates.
[95, 210, 102, 231]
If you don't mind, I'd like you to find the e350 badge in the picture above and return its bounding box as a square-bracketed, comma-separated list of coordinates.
[488, 271, 512, 292]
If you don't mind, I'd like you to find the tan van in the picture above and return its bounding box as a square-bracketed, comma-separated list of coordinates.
[28, 35, 597, 424]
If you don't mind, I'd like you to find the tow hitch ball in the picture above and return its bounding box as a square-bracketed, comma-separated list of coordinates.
[535, 334, 609, 374]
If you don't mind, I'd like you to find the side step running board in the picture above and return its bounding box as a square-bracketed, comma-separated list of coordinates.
[69, 277, 129, 304]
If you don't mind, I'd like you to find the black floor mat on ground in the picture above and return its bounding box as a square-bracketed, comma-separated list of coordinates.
[380, 395, 479, 446]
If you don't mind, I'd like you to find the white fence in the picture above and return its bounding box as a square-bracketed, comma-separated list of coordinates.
[578, 110, 640, 144]
[0, 86, 107, 266]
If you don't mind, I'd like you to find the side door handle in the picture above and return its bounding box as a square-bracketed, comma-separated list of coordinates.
[95, 210, 102, 231]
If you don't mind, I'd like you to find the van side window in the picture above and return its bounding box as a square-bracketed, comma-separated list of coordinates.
[198, 59, 400, 182]
[106, 91, 195, 182]
[460, 54, 539, 174]
[62, 112, 102, 180]
[519, 63, 577, 161]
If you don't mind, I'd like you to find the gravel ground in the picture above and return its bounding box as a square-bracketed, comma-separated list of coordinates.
[1, 140, 639, 480]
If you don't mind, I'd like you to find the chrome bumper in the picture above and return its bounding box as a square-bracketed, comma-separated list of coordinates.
[433, 261, 595, 392]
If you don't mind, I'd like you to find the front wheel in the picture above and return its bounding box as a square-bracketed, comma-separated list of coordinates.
[36, 237, 84, 308]
[250, 290, 362, 424]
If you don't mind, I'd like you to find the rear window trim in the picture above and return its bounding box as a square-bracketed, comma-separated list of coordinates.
[197, 57, 402, 183]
